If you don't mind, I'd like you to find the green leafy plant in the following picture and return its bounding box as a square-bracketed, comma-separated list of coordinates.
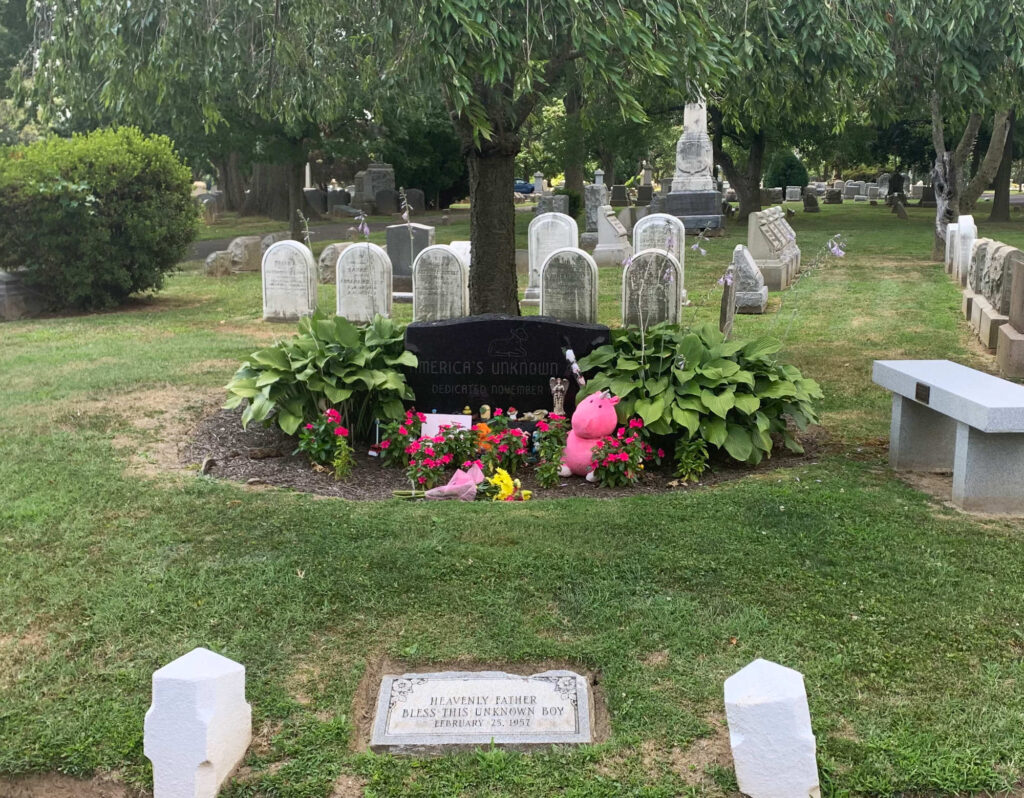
[534, 414, 569, 488]
[224, 313, 416, 442]
[673, 436, 709, 482]
[764, 149, 810, 190]
[577, 323, 822, 466]
[0, 127, 198, 311]
[589, 428, 647, 487]
[295, 408, 353, 479]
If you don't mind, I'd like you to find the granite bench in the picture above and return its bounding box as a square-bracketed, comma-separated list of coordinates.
[872, 360, 1024, 513]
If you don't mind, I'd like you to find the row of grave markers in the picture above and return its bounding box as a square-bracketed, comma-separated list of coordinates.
[945, 214, 1024, 377]
[262, 209, 792, 331]
[145, 647, 820, 798]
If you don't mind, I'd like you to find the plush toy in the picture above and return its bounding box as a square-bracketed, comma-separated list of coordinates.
[560, 391, 620, 481]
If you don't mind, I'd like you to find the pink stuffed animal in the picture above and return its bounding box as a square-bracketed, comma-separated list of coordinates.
[560, 391, 620, 481]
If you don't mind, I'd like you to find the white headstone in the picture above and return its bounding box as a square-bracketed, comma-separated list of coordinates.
[540, 247, 599, 324]
[671, 101, 715, 193]
[945, 222, 959, 274]
[533, 172, 545, 194]
[724, 659, 819, 798]
[633, 213, 686, 267]
[786, 186, 802, 201]
[336, 242, 392, 324]
[144, 648, 252, 798]
[525, 213, 579, 305]
[412, 244, 470, 322]
[622, 249, 684, 329]
[733, 244, 768, 314]
[593, 205, 632, 268]
[594, 169, 605, 186]
[261, 240, 317, 322]
[449, 240, 472, 270]
[956, 215, 977, 287]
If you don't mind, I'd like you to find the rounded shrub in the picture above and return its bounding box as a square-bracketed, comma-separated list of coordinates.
[764, 150, 810, 190]
[0, 127, 198, 311]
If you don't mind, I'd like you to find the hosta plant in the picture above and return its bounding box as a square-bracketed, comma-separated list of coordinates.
[577, 323, 822, 465]
[224, 313, 416, 442]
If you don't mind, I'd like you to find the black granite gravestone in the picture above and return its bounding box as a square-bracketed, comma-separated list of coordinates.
[404, 315, 610, 414]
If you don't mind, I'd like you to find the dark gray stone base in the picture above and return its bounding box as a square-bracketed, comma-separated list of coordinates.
[663, 191, 721, 217]
[679, 214, 724, 233]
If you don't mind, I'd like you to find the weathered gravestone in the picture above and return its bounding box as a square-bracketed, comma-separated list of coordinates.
[387, 223, 435, 293]
[732, 245, 768, 314]
[371, 670, 593, 755]
[633, 213, 686, 269]
[956, 215, 977, 288]
[622, 249, 684, 329]
[747, 207, 801, 291]
[919, 184, 937, 207]
[336, 242, 392, 324]
[593, 205, 632, 268]
[404, 315, 610, 413]
[228, 235, 262, 272]
[997, 254, 1024, 378]
[636, 185, 654, 207]
[0, 271, 45, 321]
[412, 244, 470, 322]
[785, 186, 802, 201]
[582, 183, 609, 248]
[610, 185, 629, 207]
[354, 162, 395, 212]
[945, 222, 959, 274]
[719, 264, 737, 339]
[539, 247, 599, 324]
[376, 189, 400, 215]
[262, 241, 317, 322]
[803, 192, 820, 213]
[318, 242, 351, 285]
[892, 200, 908, 220]
[824, 189, 843, 204]
[405, 188, 426, 213]
[204, 251, 232, 278]
[525, 213, 579, 305]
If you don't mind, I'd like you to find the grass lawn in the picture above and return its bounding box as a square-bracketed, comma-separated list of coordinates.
[2, 202, 1024, 797]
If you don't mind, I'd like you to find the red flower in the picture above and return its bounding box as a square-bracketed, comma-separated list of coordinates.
[657, 448, 665, 458]
[536, 421, 550, 432]
[334, 426, 349, 437]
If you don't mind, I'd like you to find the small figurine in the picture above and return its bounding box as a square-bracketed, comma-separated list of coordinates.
[462, 405, 473, 415]
[479, 404, 492, 420]
[549, 377, 569, 417]
[507, 407, 518, 421]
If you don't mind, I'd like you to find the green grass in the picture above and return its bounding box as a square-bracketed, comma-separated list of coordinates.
[2, 201, 1024, 796]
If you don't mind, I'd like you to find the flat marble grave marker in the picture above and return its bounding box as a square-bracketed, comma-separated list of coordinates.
[371, 670, 592, 754]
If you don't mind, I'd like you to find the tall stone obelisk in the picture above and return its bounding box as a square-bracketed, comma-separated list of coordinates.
[664, 100, 723, 233]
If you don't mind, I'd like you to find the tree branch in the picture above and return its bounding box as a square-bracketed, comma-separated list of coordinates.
[961, 109, 1011, 212]
[954, 113, 982, 170]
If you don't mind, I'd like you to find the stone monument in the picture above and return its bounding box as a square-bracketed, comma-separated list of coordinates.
[336, 242, 392, 324]
[663, 100, 723, 233]
[539, 247, 599, 324]
[261, 241, 317, 322]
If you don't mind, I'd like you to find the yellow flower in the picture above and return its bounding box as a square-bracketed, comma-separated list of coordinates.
[488, 468, 515, 501]
[520, 490, 532, 501]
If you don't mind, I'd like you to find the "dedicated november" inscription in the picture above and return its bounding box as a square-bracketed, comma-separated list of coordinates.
[371, 670, 592, 753]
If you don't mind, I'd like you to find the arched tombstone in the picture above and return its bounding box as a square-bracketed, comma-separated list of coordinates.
[539, 247, 599, 324]
[412, 244, 470, 322]
[335, 242, 392, 324]
[525, 212, 578, 305]
[622, 249, 684, 329]
[261, 240, 317, 322]
[633, 213, 686, 302]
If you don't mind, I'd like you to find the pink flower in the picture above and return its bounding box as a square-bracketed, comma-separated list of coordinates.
[432, 435, 444, 444]
[629, 418, 643, 428]
[381, 440, 390, 449]
[516, 448, 526, 455]
[424, 447, 435, 457]
[398, 425, 408, 436]
[334, 426, 349, 437]
[536, 421, 550, 432]
[498, 444, 509, 453]
[325, 408, 341, 423]
[494, 408, 503, 416]
[417, 476, 426, 484]
[657, 448, 665, 458]
[440, 454, 452, 465]
[417, 412, 426, 422]
[305, 423, 314, 430]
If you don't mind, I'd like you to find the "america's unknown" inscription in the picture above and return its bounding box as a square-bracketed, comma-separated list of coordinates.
[370, 670, 592, 753]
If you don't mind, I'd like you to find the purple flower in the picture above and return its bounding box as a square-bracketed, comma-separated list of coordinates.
[830, 243, 845, 257]
[402, 210, 410, 223]
[698, 247, 707, 256]
[717, 272, 734, 287]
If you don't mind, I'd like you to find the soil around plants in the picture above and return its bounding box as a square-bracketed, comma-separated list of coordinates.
[182, 407, 828, 501]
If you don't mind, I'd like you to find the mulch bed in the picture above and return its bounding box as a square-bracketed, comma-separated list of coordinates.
[183, 407, 828, 501]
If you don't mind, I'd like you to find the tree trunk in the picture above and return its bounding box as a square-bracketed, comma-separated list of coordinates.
[242, 162, 291, 221]
[930, 93, 980, 258]
[562, 71, 586, 197]
[466, 140, 521, 315]
[961, 109, 1011, 212]
[990, 109, 1015, 222]
[218, 151, 245, 212]
[599, 149, 615, 187]
[710, 107, 764, 222]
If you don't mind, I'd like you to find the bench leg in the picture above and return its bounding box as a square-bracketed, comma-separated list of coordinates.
[889, 394, 957, 471]
[952, 423, 1024, 513]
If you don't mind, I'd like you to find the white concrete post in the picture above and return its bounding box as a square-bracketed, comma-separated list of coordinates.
[724, 658, 820, 798]
[144, 648, 252, 798]
[533, 172, 545, 194]
[594, 169, 605, 186]
[304, 163, 312, 189]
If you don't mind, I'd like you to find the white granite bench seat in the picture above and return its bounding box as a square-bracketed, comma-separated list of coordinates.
[872, 359, 1024, 513]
